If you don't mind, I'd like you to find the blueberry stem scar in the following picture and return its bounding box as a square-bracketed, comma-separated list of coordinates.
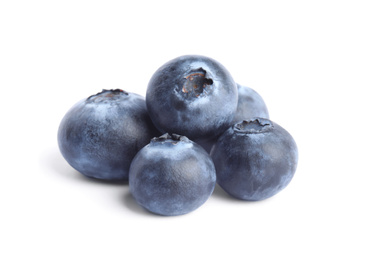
[87, 89, 129, 101]
[233, 118, 274, 134]
[182, 68, 213, 95]
[151, 133, 190, 144]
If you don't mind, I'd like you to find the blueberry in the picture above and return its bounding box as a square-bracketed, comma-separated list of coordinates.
[146, 55, 238, 145]
[210, 118, 298, 201]
[58, 89, 160, 181]
[233, 84, 269, 124]
[129, 133, 216, 216]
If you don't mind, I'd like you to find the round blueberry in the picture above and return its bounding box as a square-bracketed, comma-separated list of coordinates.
[58, 89, 160, 181]
[146, 55, 238, 144]
[210, 118, 298, 201]
[129, 133, 216, 216]
[233, 84, 269, 124]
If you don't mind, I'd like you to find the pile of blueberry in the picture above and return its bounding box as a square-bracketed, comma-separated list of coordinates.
[58, 55, 298, 216]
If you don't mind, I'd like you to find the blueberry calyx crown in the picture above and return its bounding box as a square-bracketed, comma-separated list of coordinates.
[181, 68, 213, 97]
[151, 133, 190, 144]
[233, 118, 274, 134]
[87, 89, 129, 102]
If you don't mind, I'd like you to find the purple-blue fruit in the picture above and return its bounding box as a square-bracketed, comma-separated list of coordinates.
[146, 55, 238, 145]
[58, 89, 160, 181]
[211, 118, 298, 201]
[129, 133, 216, 216]
[233, 84, 269, 124]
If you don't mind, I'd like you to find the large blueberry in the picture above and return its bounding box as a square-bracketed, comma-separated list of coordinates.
[210, 118, 298, 201]
[233, 84, 269, 124]
[129, 133, 216, 216]
[146, 55, 238, 145]
[58, 89, 159, 181]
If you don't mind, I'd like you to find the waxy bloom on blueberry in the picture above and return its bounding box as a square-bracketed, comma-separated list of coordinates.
[233, 84, 269, 124]
[211, 118, 298, 201]
[129, 133, 216, 216]
[58, 89, 160, 181]
[146, 55, 238, 147]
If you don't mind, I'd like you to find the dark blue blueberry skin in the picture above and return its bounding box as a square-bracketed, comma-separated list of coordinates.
[129, 133, 216, 216]
[146, 55, 238, 145]
[233, 84, 269, 124]
[58, 89, 160, 181]
[210, 118, 298, 201]
[194, 137, 219, 154]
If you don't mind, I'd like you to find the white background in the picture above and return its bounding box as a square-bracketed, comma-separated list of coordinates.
[1, 1, 368, 259]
